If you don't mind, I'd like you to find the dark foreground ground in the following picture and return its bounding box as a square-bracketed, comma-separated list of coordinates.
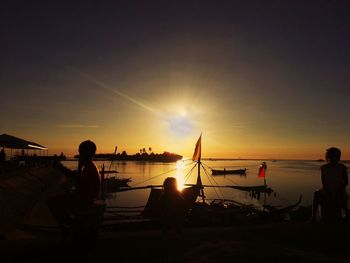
[1, 222, 350, 263]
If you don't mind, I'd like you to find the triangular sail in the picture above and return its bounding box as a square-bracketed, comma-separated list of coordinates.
[192, 134, 205, 201]
[192, 134, 202, 162]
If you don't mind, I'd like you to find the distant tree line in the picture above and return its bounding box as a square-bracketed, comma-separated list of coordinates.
[74, 148, 182, 163]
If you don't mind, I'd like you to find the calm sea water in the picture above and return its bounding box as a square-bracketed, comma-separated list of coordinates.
[62, 160, 350, 208]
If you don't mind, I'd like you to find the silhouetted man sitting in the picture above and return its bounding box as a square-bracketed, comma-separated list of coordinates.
[47, 140, 101, 235]
[159, 177, 186, 235]
[313, 147, 349, 222]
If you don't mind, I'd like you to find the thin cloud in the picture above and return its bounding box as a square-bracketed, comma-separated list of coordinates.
[56, 124, 100, 128]
[206, 123, 249, 134]
[66, 66, 157, 114]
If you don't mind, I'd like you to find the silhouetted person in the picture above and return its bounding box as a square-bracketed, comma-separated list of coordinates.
[47, 140, 101, 232]
[313, 147, 349, 222]
[0, 148, 5, 162]
[159, 177, 186, 235]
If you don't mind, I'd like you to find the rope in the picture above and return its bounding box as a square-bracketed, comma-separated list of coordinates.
[202, 163, 223, 198]
[183, 163, 197, 184]
[130, 161, 196, 187]
[202, 161, 241, 186]
[203, 167, 225, 199]
[201, 162, 214, 172]
[201, 161, 241, 187]
[221, 175, 240, 186]
[202, 161, 278, 203]
[201, 162, 243, 172]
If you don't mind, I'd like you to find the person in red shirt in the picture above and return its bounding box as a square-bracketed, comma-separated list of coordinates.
[47, 140, 101, 228]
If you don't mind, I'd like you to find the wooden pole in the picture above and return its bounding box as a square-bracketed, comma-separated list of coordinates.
[200, 161, 205, 202]
[108, 146, 118, 177]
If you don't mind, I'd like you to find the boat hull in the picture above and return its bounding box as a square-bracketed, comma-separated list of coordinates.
[211, 169, 246, 175]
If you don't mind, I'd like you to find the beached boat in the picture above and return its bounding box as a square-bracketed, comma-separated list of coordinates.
[211, 168, 246, 175]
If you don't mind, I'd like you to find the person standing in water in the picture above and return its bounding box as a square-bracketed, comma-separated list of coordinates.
[313, 147, 348, 222]
[47, 140, 101, 228]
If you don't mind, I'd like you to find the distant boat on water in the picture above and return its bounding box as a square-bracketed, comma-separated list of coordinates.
[211, 168, 247, 175]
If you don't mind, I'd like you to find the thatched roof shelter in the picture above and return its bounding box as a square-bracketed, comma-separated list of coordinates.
[0, 134, 47, 150]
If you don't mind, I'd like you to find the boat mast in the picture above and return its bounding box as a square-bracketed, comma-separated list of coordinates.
[197, 159, 205, 202]
[193, 134, 205, 202]
[262, 162, 267, 207]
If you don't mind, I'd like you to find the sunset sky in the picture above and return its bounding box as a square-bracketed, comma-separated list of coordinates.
[1, 1, 350, 159]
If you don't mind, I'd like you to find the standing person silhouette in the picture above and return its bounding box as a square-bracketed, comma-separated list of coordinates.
[313, 147, 348, 222]
[47, 140, 101, 230]
[76, 140, 101, 205]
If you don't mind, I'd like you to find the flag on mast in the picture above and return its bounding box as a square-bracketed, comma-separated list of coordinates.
[192, 134, 202, 162]
[258, 162, 267, 178]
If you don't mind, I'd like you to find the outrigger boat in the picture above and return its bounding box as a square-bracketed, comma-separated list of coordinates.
[211, 168, 247, 175]
[103, 135, 301, 226]
[99, 148, 132, 194]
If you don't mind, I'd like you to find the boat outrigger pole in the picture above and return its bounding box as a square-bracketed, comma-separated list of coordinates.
[258, 161, 268, 207]
[197, 159, 206, 202]
[193, 134, 205, 202]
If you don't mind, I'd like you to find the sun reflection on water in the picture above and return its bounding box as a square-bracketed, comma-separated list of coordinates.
[175, 160, 186, 191]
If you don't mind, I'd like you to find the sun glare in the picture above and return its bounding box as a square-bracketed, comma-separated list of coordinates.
[168, 114, 193, 137]
[175, 160, 186, 191]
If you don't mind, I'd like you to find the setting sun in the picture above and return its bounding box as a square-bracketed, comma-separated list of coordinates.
[168, 114, 193, 137]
